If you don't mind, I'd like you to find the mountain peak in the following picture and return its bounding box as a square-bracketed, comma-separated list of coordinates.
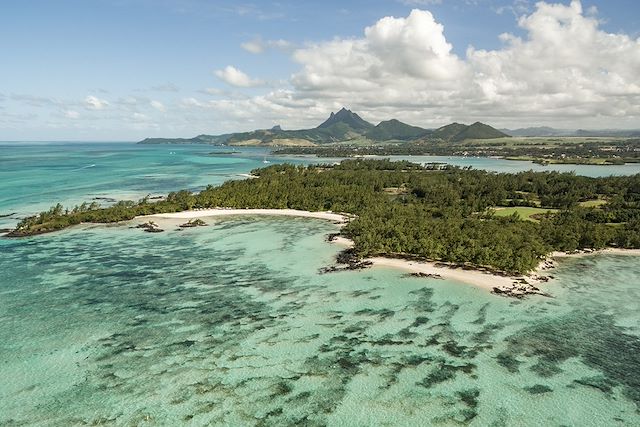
[317, 108, 374, 131]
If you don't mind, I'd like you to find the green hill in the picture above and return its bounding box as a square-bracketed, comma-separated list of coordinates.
[365, 119, 431, 141]
[431, 122, 508, 142]
[453, 122, 509, 141]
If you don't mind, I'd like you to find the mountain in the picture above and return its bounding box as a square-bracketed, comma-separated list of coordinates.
[365, 119, 431, 141]
[138, 109, 507, 145]
[317, 107, 374, 131]
[453, 122, 509, 141]
[430, 122, 508, 142]
[430, 123, 469, 141]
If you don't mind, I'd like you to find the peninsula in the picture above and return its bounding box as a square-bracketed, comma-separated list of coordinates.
[7, 159, 640, 288]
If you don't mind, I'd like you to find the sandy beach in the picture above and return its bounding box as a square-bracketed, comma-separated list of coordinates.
[550, 248, 640, 258]
[366, 257, 517, 290]
[330, 235, 529, 290]
[145, 208, 350, 223]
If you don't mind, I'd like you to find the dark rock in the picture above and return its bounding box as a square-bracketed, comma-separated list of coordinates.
[144, 228, 164, 233]
[179, 218, 207, 228]
[524, 384, 553, 394]
[492, 280, 552, 299]
[137, 220, 164, 233]
[409, 272, 443, 279]
[319, 248, 372, 274]
[326, 232, 340, 242]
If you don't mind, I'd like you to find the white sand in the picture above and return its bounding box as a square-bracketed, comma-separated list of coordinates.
[366, 257, 516, 290]
[328, 236, 521, 290]
[550, 248, 640, 258]
[365, 248, 640, 290]
[144, 208, 349, 223]
[331, 236, 355, 247]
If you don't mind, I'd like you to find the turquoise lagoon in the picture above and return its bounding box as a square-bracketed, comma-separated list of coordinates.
[1, 142, 640, 426]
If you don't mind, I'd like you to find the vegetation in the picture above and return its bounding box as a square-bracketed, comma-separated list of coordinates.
[491, 207, 558, 222]
[364, 119, 430, 141]
[8, 159, 640, 274]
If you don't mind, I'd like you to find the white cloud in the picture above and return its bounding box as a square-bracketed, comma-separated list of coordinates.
[466, 0, 640, 121]
[199, 1, 640, 130]
[64, 110, 80, 119]
[241, 40, 264, 54]
[241, 38, 293, 54]
[150, 100, 166, 112]
[85, 95, 109, 110]
[214, 65, 265, 87]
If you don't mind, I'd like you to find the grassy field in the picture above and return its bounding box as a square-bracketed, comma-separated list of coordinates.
[579, 199, 608, 207]
[492, 206, 558, 222]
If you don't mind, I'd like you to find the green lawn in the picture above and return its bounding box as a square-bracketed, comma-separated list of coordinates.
[579, 199, 607, 207]
[492, 206, 558, 222]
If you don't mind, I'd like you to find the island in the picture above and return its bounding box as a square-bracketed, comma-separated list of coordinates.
[5, 158, 640, 296]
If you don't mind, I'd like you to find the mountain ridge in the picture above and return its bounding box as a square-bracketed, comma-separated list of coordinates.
[138, 108, 508, 146]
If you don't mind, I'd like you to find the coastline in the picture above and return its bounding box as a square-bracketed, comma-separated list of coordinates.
[144, 208, 350, 224]
[331, 235, 640, 295]
[329, 236, 538, 291]
[141, 208, 640, 295]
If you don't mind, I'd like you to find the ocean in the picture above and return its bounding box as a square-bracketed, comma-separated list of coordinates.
[1, 142, 639, 426]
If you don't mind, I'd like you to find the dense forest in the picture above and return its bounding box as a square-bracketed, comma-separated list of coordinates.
[7, 159, 640, 274]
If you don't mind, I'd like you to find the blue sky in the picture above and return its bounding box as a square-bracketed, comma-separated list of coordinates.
[1, 0, 639, 140]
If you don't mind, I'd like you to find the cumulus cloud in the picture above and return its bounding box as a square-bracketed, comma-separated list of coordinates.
[201, 1, 640, 130]
[467, 0, 640, 121]
[85, 95, 109, 110]
[214, 65, 265, 87]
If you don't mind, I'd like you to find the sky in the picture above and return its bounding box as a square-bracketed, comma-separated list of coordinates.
[1, 0, 639, 140]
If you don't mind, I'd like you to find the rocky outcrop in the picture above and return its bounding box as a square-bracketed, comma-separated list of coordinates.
[408, 272, 443, 279]
[178, 218, 207, 228]
[492, 279, 552, 299]
[136, 221, 164, 233]
[319, 248, 373, 274]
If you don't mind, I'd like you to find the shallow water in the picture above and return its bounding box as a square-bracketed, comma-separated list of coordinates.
[0, 143, 311, 229]
[1, 217, 639, 426]
[1, 142, 640, 426]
